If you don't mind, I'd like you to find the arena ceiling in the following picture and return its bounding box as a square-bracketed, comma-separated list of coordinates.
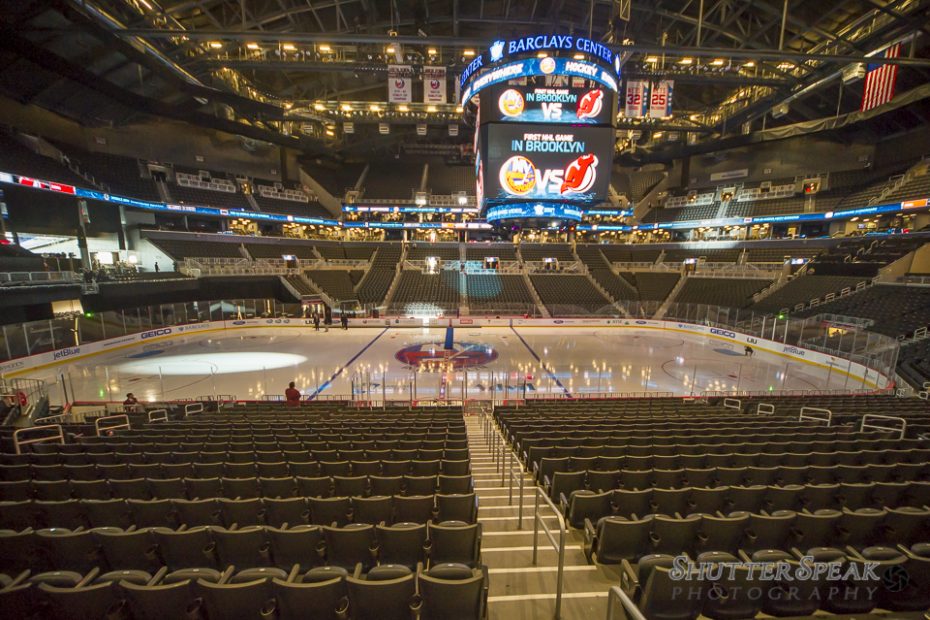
[0, 0, 928, 159]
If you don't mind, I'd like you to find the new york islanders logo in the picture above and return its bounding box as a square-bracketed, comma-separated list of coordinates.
[576, 89, 604, 119]
[560, 154, 599, 195]
[498, 89, 525, 117]
[396, 342, 498, 370]
[499, 156, 537, 195]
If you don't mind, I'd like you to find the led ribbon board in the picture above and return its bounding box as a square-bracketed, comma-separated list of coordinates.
[459, 35, 620, 88]
[461, 58, 619, 106]
[486, 203, 583, 223]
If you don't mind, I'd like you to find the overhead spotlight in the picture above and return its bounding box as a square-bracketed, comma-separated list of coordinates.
[710, 58, 725, 66]
[427, 47, 437, 56]
[398, 104, 409, 112]
[386, 45, 396, 54]
[455, 105, 463, 113]
[319, 44, 332, 52]
[246, 42, 260, 50]
[742, 60, 756, 67]
[777, 61, 793, 70]
[573, 53, 585, 60]
[340, 103, 352, 111]
[463, 49, 476, 57]
[209, 41, 223, 49]
[644, 55, 659, 63]
[678, 57, 693, 65]
[282, 43, 297, 51]
[313, 102, 326, 111]
[426, 105, 437, 112]
[537, 52, 548, 58]
[369, 104, 381, 112]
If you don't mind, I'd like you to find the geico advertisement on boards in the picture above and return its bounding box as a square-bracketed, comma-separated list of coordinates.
[485, 124, 614, 203]
[482, 81, 616, 125]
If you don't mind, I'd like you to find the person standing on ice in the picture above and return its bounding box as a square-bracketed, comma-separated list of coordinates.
[285, 382, 301, 406]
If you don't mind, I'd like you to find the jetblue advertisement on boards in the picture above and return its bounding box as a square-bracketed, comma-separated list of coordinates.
[484, 123, 614, 204]
[480, 80, 617, 125]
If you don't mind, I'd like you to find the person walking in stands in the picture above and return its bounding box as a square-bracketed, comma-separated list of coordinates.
[285, 382, 301, 406]
[154, 261, 160, 273]
[313, 312, 320, 331]
[123, 393, 140, 413]
[340, 313, 349, 330]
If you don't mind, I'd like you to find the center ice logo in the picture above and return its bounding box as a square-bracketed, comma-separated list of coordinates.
[395, 342, 498, 370]
[498, 89, 526, 117]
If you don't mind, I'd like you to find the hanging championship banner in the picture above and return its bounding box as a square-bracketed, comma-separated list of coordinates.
[649, 80, 674, 118]
[423, 66, 447, 103]
[624, 80, 649, 118]
[388, 65, 413, 103]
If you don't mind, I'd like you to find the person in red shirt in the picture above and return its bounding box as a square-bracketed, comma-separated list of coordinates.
[285, 382, 301, 407]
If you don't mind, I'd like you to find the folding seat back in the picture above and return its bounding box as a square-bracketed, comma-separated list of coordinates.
[259, 477, 296, 499]
[154, 527, 218, 570]
[882, 506, 930, 546]
[428, 522, 480, 567]
[221, 477, 261, 500]
[836, 507, 887, 548]
[637, 559, 703, 620]
[696, 514, 747, 555]
[346, 570, 416, 620]
[376, 523, 428, 569]
[310, 496, 352, 527]
[585, 470, 618, 493]
[173, 498, 221, 527]
[650, 515, 701, 556]
[370, 476, 403, 496]
[612, 488, 652, 519]
[651, 488, 692, 517]
[387, 494, 433, 524]
[333, 475, 368, 498]
[699, 552, 764, 620]
[219, 498, 265, 527]
[590, 516, 651, 564]
[84, 498, 134, 529]
[353, 496, 393, 525]
[742, 511, 795, 553]
[791, 510, 841, 551]
[194, 576, 275, 620]
[296, 476, 332, 499]
[548, 471, 585, 501]
[417, 564, 485, 620]
[324, 524, 377, 572]
[36, 581, 122, 620]
[404, 475, 437, 496]
[36, 528, 101, 572]
[267, 525, 324, 571]
[271, 576, 348, 620]
[436, 493, 476, 524]
[212, 526, 271, 568]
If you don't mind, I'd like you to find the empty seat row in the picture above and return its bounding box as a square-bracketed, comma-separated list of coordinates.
[1, 521, 481, 575]
[2, 448, 471, 466]
[0, 546, 485, 620]
[584, 507, 930, 563]
[0, 493, 478, 531]
[539, 460, 929, 493]
[0, 458, 471, 480]
[0, 473, 475, 502]
[564, 480, 930, 528]
[523, 444, 930, 474]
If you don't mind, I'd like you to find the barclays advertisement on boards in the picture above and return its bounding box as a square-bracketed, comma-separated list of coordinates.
[480, 80, 617, 125]
[484, 123, 614, 204]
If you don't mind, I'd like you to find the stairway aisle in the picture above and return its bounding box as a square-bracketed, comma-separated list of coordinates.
[465, 414, 619, 620]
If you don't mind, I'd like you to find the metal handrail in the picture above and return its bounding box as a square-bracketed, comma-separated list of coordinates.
[184, 403, 204, 416]
[606, 586, 648, 620]
[756, 403, 775, 415]
[95, 414, 130, 436]
[13, 424, 64, 455]
[532, 485, 567, 620]
[799, 406, 833, 426]
[860, 414, 907, 440]
[722, 398, 742, 410]
[147, 409, 169, 423]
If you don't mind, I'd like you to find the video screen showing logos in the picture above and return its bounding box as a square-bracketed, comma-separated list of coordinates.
[481, 79, 617, 125]
[483, 123, 614, 205]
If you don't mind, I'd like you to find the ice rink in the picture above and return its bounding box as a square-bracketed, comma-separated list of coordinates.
[33, 326, 861, 404]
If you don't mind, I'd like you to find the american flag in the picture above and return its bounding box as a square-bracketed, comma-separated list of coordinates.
[861, 43, 901, 111]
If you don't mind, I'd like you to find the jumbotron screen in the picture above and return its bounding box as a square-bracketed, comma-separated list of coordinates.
[480, 123, 614, 206]
[479, 80, 617, 125]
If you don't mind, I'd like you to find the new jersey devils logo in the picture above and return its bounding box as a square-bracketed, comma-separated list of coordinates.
[577, 89, 604, 119]
[560, 154, 599, 194]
